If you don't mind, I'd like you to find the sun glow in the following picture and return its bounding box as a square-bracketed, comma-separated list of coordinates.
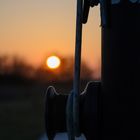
[46, 56, 61, 69]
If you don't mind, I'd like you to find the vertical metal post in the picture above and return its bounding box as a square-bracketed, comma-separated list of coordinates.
[73, 0, 83, 137]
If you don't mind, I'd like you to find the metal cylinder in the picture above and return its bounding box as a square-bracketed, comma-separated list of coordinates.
[45, 82, 101, 140]
[101, 1, 140, 139]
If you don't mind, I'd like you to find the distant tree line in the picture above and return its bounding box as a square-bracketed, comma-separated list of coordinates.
[0, 55, 94, 84]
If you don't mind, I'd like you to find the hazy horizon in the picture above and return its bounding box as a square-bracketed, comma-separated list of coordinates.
[0, 0, 101, 78]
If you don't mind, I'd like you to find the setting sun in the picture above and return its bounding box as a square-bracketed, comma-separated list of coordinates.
[46, 56, 61, 69]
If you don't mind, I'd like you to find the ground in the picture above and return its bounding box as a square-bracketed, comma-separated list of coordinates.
[0, 81, 88, 140]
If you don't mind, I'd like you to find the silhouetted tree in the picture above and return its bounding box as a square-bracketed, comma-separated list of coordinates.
[35, 56, 94, 83]
[0, 55, 94, 84]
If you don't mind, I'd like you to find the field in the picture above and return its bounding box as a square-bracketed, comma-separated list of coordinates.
[0, 81, 88, 140]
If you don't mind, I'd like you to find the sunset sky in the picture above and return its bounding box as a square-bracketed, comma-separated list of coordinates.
[0, 0, 101, 77]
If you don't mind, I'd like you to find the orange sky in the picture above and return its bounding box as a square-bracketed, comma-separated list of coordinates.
[0, 0, 101, 78]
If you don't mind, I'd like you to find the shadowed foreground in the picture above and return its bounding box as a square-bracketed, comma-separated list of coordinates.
[0, 81, 88, 140]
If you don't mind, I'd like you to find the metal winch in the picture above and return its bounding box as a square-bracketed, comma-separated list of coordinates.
[45, 1, 140, 140]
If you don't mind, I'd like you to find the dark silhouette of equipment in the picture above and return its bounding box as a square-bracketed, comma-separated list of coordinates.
[45, 82, 100, 140]
[83, 0, 99, 23]
[45, 1, 140, 140]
